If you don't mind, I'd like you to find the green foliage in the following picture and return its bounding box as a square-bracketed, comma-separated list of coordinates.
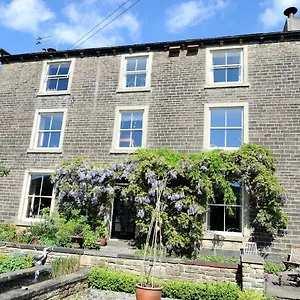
[0, 254, 34, 273]
[264, 261, 285, 275]
[89, 267, 271, 300]
[0, 161, 9, 177]
[197, 255, 238, 264]
[51, 256, 80, 278]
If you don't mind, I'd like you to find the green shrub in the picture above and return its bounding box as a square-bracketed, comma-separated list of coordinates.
[89, 267, 271, 300]
[51, 256, 80, 278]
[264, 261, 285, 275]
[0, 254, 34, 273]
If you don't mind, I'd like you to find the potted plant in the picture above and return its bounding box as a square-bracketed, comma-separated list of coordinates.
[95, 220, 109, 247]
[135, 174, 167, 300]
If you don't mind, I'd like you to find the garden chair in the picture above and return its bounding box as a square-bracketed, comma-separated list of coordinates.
[278, 245, 300, 286]
[243, 242, 258, 256]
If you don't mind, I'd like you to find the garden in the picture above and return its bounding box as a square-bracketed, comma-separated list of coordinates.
[0, 144, 289, 299]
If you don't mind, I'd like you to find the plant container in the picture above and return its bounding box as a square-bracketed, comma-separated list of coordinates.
[98, 237, 107, 246]
[136, 283, 162, 300]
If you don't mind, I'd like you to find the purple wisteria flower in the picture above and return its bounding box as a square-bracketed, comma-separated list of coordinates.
[168, 169, 177, 180]
[175, 202, 183, 212]
[187, 205, 198, 216]
[166, 244, 173, 251]
[258, 154, 264, 162]
[137, 210, 145, 219]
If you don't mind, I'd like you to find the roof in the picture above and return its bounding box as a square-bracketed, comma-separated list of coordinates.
[0, 48, 10, 57]
[1, 30, 300, 64]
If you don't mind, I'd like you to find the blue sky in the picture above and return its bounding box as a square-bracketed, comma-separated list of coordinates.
[0, 0, 299, 54]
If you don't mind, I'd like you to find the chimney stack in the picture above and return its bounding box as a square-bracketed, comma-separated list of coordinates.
[283, 7, 300, 32]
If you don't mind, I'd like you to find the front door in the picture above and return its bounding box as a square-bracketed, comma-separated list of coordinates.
[111, 192, 136, 240]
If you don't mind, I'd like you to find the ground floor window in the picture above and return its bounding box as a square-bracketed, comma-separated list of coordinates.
[207, 182, 243, 234]
[20, 171, 54, 220]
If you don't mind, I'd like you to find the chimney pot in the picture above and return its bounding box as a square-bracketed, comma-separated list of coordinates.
[284, 7, 298, 18]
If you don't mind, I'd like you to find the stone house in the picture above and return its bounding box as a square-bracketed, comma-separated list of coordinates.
[0, 7, 299, 258]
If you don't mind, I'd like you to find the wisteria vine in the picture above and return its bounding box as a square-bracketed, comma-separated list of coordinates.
[52, 144, 288, 257]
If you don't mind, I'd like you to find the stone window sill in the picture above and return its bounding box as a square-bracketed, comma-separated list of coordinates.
[110, 148, 137, 154]
[203, 233, 247, 242]
[204, 83, 250, 89]
[116, 87, 151, 93]
[37, 91, 71, 96]
[27, 148, 63, 154]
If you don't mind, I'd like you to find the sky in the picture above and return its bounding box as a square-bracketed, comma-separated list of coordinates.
[0, 0, 299, 54]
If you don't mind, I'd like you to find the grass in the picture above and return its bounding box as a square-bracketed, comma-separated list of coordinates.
[51, 256, 80, 278]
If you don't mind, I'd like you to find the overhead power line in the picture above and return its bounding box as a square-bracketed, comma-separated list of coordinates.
[67, 0, 131, 50]
[73, 0, 142, 49]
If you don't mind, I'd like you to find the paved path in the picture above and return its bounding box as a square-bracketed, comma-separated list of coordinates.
[267, 275, 300, 299]
[67, 288, 177, 300]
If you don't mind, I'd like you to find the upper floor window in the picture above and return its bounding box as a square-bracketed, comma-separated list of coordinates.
[203, 103, 248, 150]
[206, 46, 248, 87]
[111, 106, 149, 153]
[118, 53, 153, 91]
[46, 62, 70, 91]
[207, 182, 244, 235]
[18, 171, 55, 221]
[39, 59, 75, 95]
[28, 109, 67, 153]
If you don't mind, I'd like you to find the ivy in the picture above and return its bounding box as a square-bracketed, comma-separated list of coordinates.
[52, 144, 288, 257]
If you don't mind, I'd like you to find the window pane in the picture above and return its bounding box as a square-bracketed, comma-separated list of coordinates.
[126, 58, 137, 71]
[227, 109, 242, 127]
[210, 129, 225, 147]
[209, 206, 224, 231]
[29, 175, 43, 195]
[136, 57, 147, 70]
[227, 68, 240, 82]
[120, 113, 132, 129]
[227, 129, 242, 147]
[119, 130, 131, 147]
[211, 109, 225, 127]
[48, 64, 59, 75]
[212, 53, 226, 66]
[132, 130, 143, 147]
[39, 197, 52, 213]
[58, 63, 70, 75]
[37, 132, 50, 147]
[126, 74, 136, 87]
[46, 79, 57, 91]
[135, 74, 146, 87]
[227, 51, 241, 65]
[39, 115, 51, 130]
[51, 114, 63, 130]
[57, 78, 69, 91]
[49, 132, 61, 147]
[232, 183, 242, 205]
[40, 175, 52, 196]
[132, 112, 143, 129]
[213, 69, 226, 83]
[225, 207, 242, 232]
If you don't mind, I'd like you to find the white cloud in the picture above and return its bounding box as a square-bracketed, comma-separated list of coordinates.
[0, 0, 54, 34]
[52, 2, 141, 49]
[165, 0, 229, 33]
[260, 0, 300, 29]
[0, 0, 141, 50]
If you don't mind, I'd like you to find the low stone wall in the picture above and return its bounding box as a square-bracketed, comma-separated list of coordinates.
[0, 242, 265, 293]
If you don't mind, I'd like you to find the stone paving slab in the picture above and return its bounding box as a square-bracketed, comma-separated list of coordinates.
[267, 275, 300, 299]
[67, 288, 178, 300]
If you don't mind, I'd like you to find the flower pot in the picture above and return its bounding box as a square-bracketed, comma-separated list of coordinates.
[98, 237, 107, 246]
[136, 283, 162, 300]
[70, 235, 84, 248]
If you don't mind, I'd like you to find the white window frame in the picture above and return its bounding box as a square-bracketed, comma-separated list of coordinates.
[205, 46, 249, 88]
[206, 185, 245, 237]
[111, 105, 149, 153]
[203, 103, 249, 150]
[18, 169, 55, 223]
[118, 53, 153, 92]
[28, 108, 68, 153]
[38, 58, 75, 95]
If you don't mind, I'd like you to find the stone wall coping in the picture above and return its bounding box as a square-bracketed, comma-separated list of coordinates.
[0, 265, 51, 283]
[1, 242, 239, 269]
[2, 268, 89, 300]
[241, 254, 264, 264]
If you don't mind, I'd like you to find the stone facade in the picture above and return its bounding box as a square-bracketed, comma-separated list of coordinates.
[0, 31, 300, 257]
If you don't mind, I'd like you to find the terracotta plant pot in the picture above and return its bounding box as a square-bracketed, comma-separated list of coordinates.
[98, 237, 107, 246]
[136, 283, 162, 300]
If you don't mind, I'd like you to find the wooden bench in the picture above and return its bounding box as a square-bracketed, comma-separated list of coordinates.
[278, 245, 300, 286]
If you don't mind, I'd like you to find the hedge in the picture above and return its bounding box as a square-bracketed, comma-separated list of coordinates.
[89, 267, 273, 300]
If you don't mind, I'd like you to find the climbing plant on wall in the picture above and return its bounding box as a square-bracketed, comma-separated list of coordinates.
[0, 161, 9, 177]
[52, 144, 288, 257]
